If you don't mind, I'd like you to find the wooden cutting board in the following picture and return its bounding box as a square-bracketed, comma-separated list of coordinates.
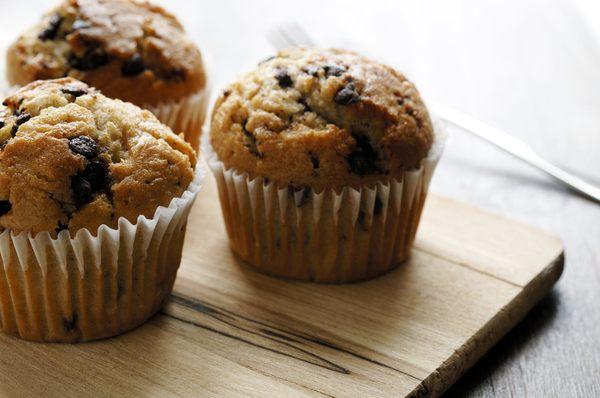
[0, 173, 564, 398]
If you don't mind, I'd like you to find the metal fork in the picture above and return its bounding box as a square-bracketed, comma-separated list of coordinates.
[268, 23, 600, 204]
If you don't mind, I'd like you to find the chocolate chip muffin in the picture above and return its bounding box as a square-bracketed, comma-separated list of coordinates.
[210, 47, 433, 192]
[205, 47, 444, 283]
[6, 0, 209, 150]
[0, 78, 203, 342]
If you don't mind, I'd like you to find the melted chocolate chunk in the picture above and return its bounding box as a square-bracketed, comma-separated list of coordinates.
[69, 48, 109, 71]
[121, 54, 145, 76]
[72, 178, 93, 207]
[38, 14, 63, 41]
[69, 136, 99, 159]
[0, 200, 11, 216]
[10, 113, 31, 137]
[0, 120, 4, 129]
[334, 82, 360, 105]
[71, 161, 108, 207]
[164, 68, 186, 82]
[298, 97, 312, 113]
[274, 68, 293, 88]
[303, 66, 320, 77]
[324, 64, 345, 77]
[61, 86, 88, 98]
[16, 113, 31, 125]
[347, 134, 381, 175]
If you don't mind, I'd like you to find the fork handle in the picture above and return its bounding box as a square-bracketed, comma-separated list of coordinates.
[428, 101, 600, 203]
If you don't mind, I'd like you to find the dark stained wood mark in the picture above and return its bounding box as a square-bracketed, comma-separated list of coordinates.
[165, 293, 415, 378]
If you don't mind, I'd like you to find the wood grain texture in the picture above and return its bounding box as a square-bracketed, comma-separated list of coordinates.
[0, 173, 562, 397]
[1, 0, 599, 395]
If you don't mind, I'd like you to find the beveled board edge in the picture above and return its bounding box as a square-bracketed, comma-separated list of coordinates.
[410, 251, 565, 397]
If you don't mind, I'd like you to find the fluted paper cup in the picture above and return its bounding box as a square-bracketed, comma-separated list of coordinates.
[0, 166, 204, 343]
[146, 86, 211, 151]
[202, 130, 445, 283]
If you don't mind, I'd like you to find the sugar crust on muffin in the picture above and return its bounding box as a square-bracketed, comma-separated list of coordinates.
[210, 47, 434, 191]
[7, 0, 206, 107]
[0, 78, 196, 235]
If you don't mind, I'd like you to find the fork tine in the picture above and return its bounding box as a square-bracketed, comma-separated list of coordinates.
[266, 27, 290, 51]
[285, 22, 316, 47]
[267, 22, 316, 50]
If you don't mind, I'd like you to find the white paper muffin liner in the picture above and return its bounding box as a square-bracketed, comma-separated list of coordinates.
[145, 85, 210, 151]
[0, 166, 205, 342]
[202, 129, 445, 283]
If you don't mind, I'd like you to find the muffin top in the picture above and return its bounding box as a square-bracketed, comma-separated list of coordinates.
[210, 47, 434, 191]
[0, 78, 196, 236]
[7, 0, 206, 106]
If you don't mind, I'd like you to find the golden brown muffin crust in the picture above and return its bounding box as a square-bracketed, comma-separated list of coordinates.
[210, 48, 434, 191]
[0, 78, 196, 236]
[7, 0, 206, 106]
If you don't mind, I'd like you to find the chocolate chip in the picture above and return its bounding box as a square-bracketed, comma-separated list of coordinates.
[222, 90, 231, 98]
[334, 82, 360, 105]
[72, 19, 91, 31]
[71, 161, 108, 207]
[0, 120, 4, 129]
[121, 54, 145, 76]
[72, 177, 92, 207]
[69, 136, 99, 159]
[298, 97, 312, 113]
[303, 66, 320, 77]
[324, 64, 345, 77]
[0, 200, 11, 216]
[274, 68, 293, 88]
[10, 113, 31, 136]
[61, 86, 88, 98]
[69, 48, 109, 71]
[16, 113, 31, 125]
[84, 161, 107, 188]
[38, 14, 63, 41]
[347, 134, 381, 175]
[164, 68, 186, 82]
